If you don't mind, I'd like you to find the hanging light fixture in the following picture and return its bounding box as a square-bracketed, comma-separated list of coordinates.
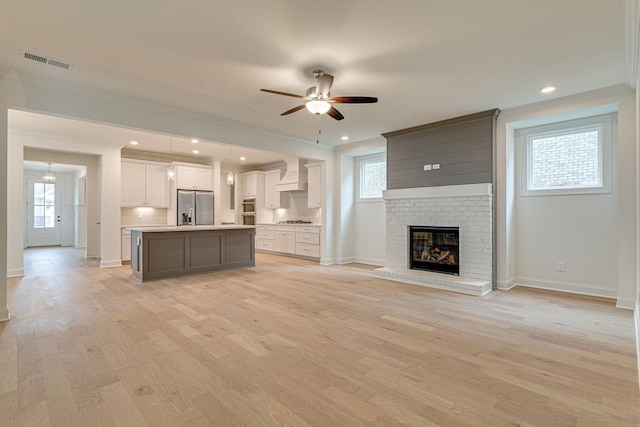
[167, 136, 175, 180]
[226, 145, 234, 185]
[42, 163, 56, 184]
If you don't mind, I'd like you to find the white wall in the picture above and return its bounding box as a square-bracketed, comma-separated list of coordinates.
[496, 85, 636, 308]
[336, 137, 387, 265]
[353, 199, 386, 265]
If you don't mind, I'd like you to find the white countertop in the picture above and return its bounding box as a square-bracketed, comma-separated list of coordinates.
[257, 223, 321, 226]
[128, 225, 256, 232]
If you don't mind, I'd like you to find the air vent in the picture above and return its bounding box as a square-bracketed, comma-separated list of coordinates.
[21, 51, 71, 70]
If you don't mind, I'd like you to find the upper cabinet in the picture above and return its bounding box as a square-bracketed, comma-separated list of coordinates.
[121, 161, 170, 208]
[176, 165, 213, 191]
[306, 162, 322, 208]
[241, 171, 260, 198]
[263, 169, 288, 209]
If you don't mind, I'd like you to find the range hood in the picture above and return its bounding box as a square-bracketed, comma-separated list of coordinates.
[276, 157, 308, 192]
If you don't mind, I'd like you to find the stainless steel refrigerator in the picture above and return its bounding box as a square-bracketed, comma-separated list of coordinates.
[177, 190, 214, 226]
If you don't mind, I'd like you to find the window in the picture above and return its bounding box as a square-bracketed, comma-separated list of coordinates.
[34, 182, 55, 228]
[357, 153, 386, 200]
[519, 114, 613, 196]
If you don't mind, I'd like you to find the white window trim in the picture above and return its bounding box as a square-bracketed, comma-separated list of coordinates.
[518, 114, 613, 197]
[356, 153, 386, 202]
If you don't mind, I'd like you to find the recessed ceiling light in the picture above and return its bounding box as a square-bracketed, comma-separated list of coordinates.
[191, 139, 199, 143]
[192, 150, 199, 154]
[130, 140, 139, 145]
[341, 136, 349, 141]
[540, 86, 556, 94]
[240, 156, 246, 161]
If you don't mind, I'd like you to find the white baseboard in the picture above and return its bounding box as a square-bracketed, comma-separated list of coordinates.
[320, 257, 336, 265]
[0, 306, 10, 322]
[7, 268, 25, 278]
[100, 259, 122, 268]
[496, 279, 517, 290]
[617, 298, 636, 310]
[353, 257, 385, 266]
[514, 276, 617, 299]
[338, 256, 355, 265]
[85, 251, 99, 259]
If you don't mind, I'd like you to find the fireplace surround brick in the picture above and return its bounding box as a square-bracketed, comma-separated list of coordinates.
[376, 184, 493, 295]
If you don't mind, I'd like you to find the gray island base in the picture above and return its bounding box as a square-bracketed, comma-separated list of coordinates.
[129, 225, 256, 282]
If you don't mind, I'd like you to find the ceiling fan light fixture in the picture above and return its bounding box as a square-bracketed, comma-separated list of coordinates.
[306, 100, 331, 115]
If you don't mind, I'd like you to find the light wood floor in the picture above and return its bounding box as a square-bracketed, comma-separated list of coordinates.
[0, 247, 638, 426]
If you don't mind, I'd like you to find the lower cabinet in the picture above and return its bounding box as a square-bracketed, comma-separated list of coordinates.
[255, 224, 320, 259]
[274, 228, 296, 254]
[121, 228, 132, 261]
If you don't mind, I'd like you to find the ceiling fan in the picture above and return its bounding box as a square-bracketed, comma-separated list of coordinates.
[260, 70, 378, 121]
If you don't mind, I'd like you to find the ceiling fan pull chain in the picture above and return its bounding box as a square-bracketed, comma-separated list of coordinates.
[316, 115, 321, 144]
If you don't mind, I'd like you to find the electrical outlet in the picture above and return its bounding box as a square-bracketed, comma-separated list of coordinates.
[432, 164, 440, 169]
[424, 164, 432, 171]
[556, 261, 565, 272]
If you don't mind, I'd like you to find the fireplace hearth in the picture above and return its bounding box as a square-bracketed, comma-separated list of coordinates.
[410, 226, 459, 275]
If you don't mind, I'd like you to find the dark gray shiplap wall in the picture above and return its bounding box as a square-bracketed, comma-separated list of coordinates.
[383, 109, 500, 190]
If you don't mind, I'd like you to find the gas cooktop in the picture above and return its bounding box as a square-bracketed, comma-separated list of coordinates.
[277, 220, 312, 224]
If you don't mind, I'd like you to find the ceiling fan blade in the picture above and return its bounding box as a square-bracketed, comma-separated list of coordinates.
[280, 105, 306, 116]
[260, 89, 305, 99]
[316, 73, 334, 98]
[327, 106, 344, 121]
[329, 96, 378, 104]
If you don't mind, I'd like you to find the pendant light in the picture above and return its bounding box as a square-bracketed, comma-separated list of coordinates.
[167, 136, 175, 180]
[42, 163, 56, 184]
[226, 145, 234, 185]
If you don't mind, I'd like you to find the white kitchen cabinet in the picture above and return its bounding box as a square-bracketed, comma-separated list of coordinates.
[176, 165, 213, 190]
[121, 161, 170, 208]
[306, 162, 322, 208]
[263, 170, 288, 209]
[257, 224, 320, 259]
[256, 225, 275, 251]
[241, 171, 259, 197]
[144, 164, 171, 207]
[121, 228, 132, 261]
[274, 227, 296, 254]
[295, 225, 320, 258]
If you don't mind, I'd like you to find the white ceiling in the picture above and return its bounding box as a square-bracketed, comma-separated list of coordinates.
[0, 0, 628, 152]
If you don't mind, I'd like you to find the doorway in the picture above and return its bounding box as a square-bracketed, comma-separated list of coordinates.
[26, 177, 62, 247]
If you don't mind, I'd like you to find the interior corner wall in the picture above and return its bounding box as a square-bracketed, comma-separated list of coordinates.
[496, 85, 636, 306]
[336, 151, 355, 263]
[335, 136, 387, 265]
[0, 101, 8, 321]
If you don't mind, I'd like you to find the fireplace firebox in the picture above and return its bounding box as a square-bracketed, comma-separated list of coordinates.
[409, 226, 459, 275]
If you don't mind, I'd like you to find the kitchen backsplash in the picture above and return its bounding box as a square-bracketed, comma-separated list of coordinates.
[121, 207, 170, 225]
[275, 191, 320, 223]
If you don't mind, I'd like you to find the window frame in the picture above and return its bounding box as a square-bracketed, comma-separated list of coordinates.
[356, 153, 387, 202]
[518, 114, 613, 197]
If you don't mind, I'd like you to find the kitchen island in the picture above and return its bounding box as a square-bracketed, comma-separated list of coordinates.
[129, 225, 256, 282]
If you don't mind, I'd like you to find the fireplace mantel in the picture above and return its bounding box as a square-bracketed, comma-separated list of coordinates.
[383, 183, 492, 200]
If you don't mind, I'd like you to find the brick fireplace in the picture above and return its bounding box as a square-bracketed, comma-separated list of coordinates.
[374, 183, 493, 296]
